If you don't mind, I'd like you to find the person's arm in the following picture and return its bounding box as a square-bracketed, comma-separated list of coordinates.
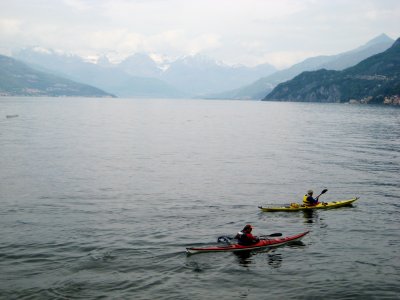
[234, 231, 243, 239]
[306, 195, 315, 205]
[249, 233, 259, 242]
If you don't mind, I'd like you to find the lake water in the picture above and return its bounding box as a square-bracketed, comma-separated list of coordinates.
[1, 97, 399, 300]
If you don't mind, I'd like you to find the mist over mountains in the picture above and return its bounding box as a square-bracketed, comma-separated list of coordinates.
[0, 55, 114, 97]
[211, 34, 395, 100]
[3, 33, 397, 101]
[13, 49, 276, 98]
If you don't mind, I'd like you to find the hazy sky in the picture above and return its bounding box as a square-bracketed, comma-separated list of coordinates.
[0, 0, 399, 68]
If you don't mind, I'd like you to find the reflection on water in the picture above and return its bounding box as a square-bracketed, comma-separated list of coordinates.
[234, 250, 253, 266]
[234, 249, 282, 268]
[302, 209, 329, 228]
[234, 242, 306, 268]
[303, 210, 318, 223]
[234, 249, 273, 266]
[302, 206, 355, 226]
[267, 251, 283, 269]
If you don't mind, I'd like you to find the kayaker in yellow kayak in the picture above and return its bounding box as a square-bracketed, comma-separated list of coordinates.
[303, 190, 320, 206]
[235, 224, 260, 245]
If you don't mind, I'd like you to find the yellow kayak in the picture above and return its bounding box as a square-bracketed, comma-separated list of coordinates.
[258, 197, 359, 212]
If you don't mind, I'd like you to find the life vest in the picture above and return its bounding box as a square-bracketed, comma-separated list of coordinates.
[303, 194, 313, 205]
[237, 231, 257, 245]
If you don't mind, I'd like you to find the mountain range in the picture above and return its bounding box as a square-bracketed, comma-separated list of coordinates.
[3, 33, 397, 100]
[264, 38, 400, 104]
[13, 49, 276, 98]
[0, 55, 114, 97]
[209, 34, 394, 100]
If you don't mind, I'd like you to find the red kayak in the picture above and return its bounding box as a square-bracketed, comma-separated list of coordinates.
[186, 231, 309, 255]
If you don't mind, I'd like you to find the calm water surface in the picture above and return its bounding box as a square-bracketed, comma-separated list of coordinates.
[0, 97, 399, 299]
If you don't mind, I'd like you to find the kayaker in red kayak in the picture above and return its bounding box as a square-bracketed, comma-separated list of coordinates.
[235, 224, 260, 245]
[303, 190, 320, 206]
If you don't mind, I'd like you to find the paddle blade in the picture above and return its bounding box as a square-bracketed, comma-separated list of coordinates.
[259, 233, 282, 238]
[217, 236, 232, 244]
[321, 189, 328, 194]
[268, 233, 283, 237]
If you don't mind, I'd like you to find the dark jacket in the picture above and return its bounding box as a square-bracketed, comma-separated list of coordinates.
[235, 231, 259, 245]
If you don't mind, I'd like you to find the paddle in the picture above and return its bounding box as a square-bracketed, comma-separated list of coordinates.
[217, 232, 282, 244]
[260, 233, 282, 238]
[315, 188, 328, 201]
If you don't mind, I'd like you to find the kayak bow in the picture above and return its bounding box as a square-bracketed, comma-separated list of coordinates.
[259, 197, 359, 212]
[186, 231, 309, 255]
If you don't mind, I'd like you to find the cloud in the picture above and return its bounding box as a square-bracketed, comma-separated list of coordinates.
[63, 0, 93, 11]
[0, 0, 399, 67]
[146, 31, 220, 57]
[0, 18, 22, 35]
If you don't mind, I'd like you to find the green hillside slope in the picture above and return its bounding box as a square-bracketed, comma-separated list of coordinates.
[264, 38, 400, 104]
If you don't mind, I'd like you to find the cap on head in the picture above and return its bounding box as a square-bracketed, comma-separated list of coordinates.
[307, 190, 314, 195]
[243, 224, 253, 231]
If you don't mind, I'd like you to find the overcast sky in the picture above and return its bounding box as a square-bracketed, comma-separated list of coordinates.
[0, 0, 399, 68]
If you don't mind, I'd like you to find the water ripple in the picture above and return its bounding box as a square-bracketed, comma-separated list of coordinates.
[1, 99, 400, 299]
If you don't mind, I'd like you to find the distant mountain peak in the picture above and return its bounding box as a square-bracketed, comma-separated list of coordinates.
[176, 54, 224, 67]
[264, 35, 400, 104]
[23, 46, 73, 57]
[364, 33, 393, 46]
[30, 46, 52, 55]
[95, 55, 111, 66]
